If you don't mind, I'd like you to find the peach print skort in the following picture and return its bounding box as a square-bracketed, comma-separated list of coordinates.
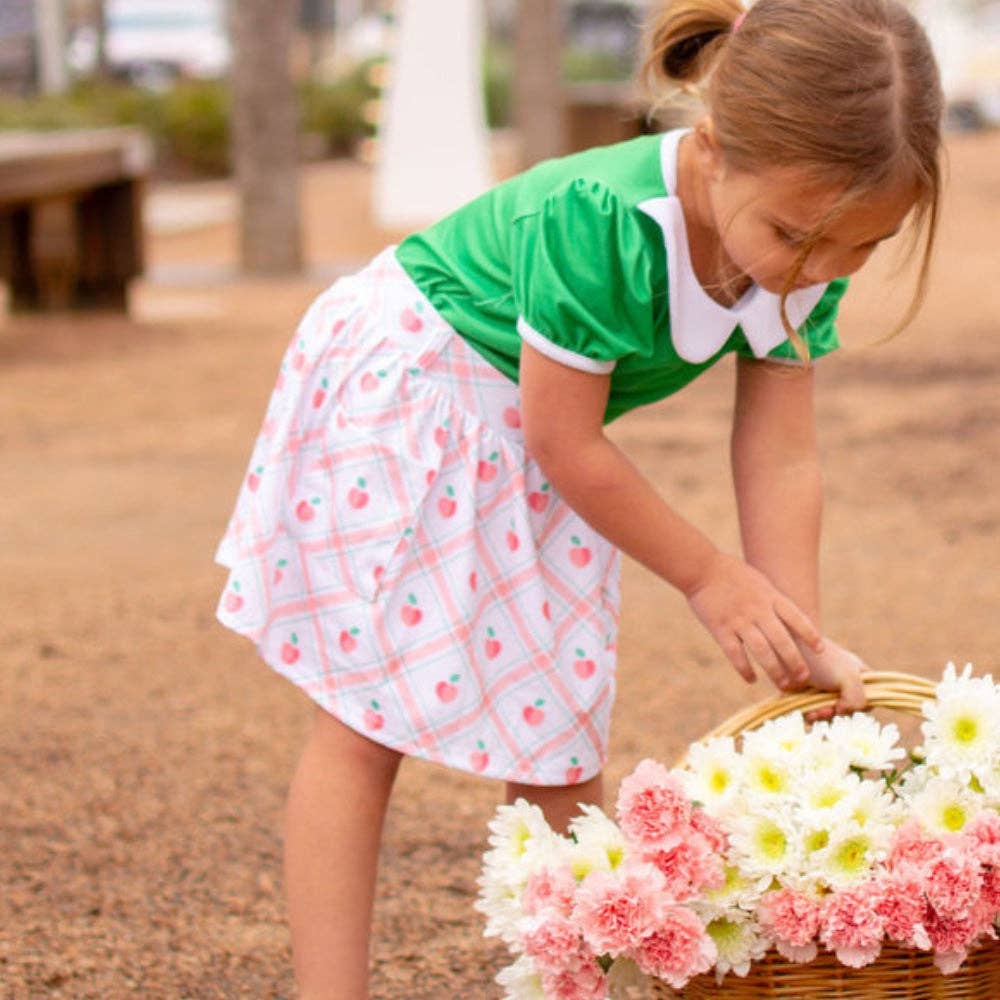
[215, 248, 620, 785]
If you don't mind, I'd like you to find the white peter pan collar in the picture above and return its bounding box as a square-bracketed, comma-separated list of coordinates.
[637, 129, 829, 364]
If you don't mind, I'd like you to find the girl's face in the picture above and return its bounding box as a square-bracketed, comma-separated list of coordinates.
[703, 146, 919, 294]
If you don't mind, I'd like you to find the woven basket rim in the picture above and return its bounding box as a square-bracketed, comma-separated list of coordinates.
[674, 670, 935, 767]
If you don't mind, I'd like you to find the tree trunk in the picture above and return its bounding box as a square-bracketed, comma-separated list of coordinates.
[513, 0, 566, 167]
[35, 0, 69, 94]
[230, 0, 303, 275]
[94, 0, 111, 81]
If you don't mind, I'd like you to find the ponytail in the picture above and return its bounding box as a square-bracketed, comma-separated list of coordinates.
[641, 0, 745, 91]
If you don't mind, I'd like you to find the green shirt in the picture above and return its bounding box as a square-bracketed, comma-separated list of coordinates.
[396, 129, 846, 423]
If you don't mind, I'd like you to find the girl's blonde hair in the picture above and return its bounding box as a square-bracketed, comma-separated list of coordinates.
[641, 0, 944, 356]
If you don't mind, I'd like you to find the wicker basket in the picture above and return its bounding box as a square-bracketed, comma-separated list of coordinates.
[654, 671, 1000, 1000]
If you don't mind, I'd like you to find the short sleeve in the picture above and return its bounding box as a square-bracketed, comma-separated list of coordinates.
[752, 278, 849, 364]
[511, 179, 656, 374]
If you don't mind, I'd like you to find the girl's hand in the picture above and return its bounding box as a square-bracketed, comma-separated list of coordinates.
[798, 639, 869, 722]
[686, 551, 823, 692]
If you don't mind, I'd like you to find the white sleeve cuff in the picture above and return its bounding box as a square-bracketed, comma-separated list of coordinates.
[517, 317, 617, 374]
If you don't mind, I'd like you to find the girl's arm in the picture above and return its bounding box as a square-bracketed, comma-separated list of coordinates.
[731, 356, 822, 623]
[731, 356, 867, 714]
[519, 342, 822, 693]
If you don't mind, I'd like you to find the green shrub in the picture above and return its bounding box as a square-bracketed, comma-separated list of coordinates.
[482, 42, 512, 128]
[562, 47, 633, 84]
[298, 60, 379, 157]
[158, 80, 230, 175]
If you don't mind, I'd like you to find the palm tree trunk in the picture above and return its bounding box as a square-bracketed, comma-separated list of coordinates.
[513, 0, 566, 167]
[230, 0, 303, 275]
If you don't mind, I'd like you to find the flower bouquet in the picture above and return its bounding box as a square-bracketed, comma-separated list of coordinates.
[477, 666, 1000, 999]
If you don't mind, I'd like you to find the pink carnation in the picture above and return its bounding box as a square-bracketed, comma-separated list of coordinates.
[643, 835, 724, 901]
[522, 865, 577, 919]
[820, 885, 886, 968]
[572, 862, 667, 956]
[980, 868, 1000, 914]
[540, 958, 607, 1000]
[631, 904, 716, 988]
[874, 872, 930, 948]
[615, 759, 692, 849]
[925, 849, 983, 920]
[759, 888, 822, 948]
[690, 807, 728, 855]
[888, 818, 944, 876]
[521, 913, 585, 975]
[964, 811, 1000, 867]
[923, 908, 984, 973]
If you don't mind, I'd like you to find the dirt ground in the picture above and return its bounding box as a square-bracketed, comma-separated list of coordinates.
[2, 130, 999, 999]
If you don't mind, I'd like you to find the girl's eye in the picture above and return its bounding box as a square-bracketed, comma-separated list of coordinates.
[775, 226, 805, 247]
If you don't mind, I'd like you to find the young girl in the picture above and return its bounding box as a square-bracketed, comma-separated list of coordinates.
[215, 0, 943, 995]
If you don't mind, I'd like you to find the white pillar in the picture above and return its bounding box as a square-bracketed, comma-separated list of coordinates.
[373, 0, 492, 229]
[35, 0, 69, 94]
[912, 0, 971, 100]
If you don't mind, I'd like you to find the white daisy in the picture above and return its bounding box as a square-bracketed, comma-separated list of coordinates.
[831, 779, 904, 842]
[743, 713, 808, 758]
[729, 809, 801, 881]
[796, 724, 854, 776]
[682, 737, 744, 811]
[475, 877, 529, 947]
[483, 798, 562, 870]
[908, 774, 983, 836]
[828, 713, 906, 772]
[568, 803, 628, 873]
[812, 821, 883, 888]
[970, 749, 1000, 806]
[800, 767, 861, 815]
[696, 863, 771, 920]
[478, 799, 567, 944]
[921, 663, 1000, 780]
[742, 750, 795, 801]
[705, 911, 771, 982]
[495, 955, 546, 1000]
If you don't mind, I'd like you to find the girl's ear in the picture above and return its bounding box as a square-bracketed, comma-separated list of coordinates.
[693, 116, 726, 181]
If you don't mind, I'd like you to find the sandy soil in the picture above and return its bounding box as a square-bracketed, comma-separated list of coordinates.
[2, 130, 999, 999]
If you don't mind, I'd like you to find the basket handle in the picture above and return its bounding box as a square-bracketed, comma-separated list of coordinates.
[683, 670, 935, 751]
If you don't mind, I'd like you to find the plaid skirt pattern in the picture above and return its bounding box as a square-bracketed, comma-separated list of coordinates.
[215, 247, 621, 785]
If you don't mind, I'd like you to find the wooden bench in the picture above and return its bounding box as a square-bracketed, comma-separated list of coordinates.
[0, 127, 152, 312]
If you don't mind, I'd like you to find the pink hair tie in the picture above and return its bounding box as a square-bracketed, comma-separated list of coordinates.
[733, 11, 747, 32]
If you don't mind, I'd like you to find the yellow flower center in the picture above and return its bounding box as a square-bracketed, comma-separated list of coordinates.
[514, 822, 531, 857]
[942, 804, 967, 832]
[805, 829, 830, 853]
[833, 836, 870, 875]
[606, 846, 624, 870]
[757, 822, 787, 860]
[710, 768, 730, 794]
[756, 765, 786, 794]
[815, 788, 843, 808]
[708, 919, 742, 949]
[952, 716, 979, 745]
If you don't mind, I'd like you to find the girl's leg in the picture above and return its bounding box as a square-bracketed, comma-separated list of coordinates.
[505, 773, 604, 834]
[284, 705, 403, 1000]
